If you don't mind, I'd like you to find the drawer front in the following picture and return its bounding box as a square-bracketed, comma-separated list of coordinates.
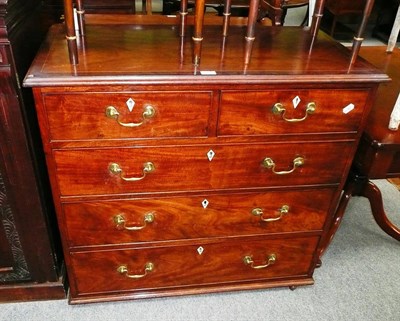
[218, 90, 368, 136]
[63, 188, 334, 247]
[70, 236, 318, 295]
[54, 142, 353, 196]
[42, 92, 212, 140]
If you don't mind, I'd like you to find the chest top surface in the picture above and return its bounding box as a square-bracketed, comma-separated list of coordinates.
[23, 23, 388, 87]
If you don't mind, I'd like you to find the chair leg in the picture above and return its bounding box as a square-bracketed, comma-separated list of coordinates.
[363, 180, 400, 241]
[142, 0, 152, 14]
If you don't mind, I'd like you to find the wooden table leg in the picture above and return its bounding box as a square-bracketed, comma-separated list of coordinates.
[363, 180, 400, 241]
[318, 169, 400, 264]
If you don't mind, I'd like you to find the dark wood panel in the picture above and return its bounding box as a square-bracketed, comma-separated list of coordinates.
[0, 170, 14, 273]
[0, 0, 65, 301]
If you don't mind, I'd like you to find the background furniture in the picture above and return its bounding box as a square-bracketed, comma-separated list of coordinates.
[82, 0, 136, 13]
[373, 0, 400, 43]
[0, 0, 65, 301]
[324, 0, 367, 36]
[45, 0, 152, 15]
[61, 0, 375, 67]
[260, 0, 309, 26]
[331, 47, 400, 243]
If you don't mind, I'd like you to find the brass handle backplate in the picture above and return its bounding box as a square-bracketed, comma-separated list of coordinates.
[117, 262, 154, 279]
[272, 102, 316, 122]
[106, 105, 155, 127]
[243, 254, 277, 269]
[252, 205, 289, 222]
[262, 156, 304, 175]
[109, 162, 155, 181]
[114, 212, 155, 230]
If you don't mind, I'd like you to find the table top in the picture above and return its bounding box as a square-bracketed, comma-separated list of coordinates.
[23, 21, 388, 87]
[359, 46, 400, 147]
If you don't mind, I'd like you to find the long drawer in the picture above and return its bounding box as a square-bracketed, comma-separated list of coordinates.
[41, 91, 212, 140]
[69, 236, 319, 295]
[54, 141, 353, 196]
[218, 89, 368, 136]
[63, 188, 334, 247]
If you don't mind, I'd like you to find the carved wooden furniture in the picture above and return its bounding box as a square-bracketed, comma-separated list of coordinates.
[0, 0, 65, 301]
[330, 46, 400, 245]
[24, 0, 387, 304]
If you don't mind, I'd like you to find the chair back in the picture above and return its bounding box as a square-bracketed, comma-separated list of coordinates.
[63, 0, 375, 67]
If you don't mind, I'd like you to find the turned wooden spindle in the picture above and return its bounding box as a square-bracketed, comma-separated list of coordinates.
[310, 0, 326, 38]
[244, 0, 260, 65]
[143, 0, 153, 15]
[246, 0, 261, 41]
[76, 0, 86, 36]
[180, 0, 188, 37]
[349, 0, 376, 66]
[193, 0, 206, 65]
[222, 0, 233, 37]
[63, 0, 78, 65]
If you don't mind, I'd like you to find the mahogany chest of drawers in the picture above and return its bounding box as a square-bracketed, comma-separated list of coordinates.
[24, 22, 388, 303]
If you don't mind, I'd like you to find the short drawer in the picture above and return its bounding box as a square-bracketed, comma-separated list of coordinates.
[54, 141, 353, 196]
[70, 236, 319, 295]
[218, 89, 368, 136]
[63, 188, 334, 247]
[42, 91, 212, 140]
